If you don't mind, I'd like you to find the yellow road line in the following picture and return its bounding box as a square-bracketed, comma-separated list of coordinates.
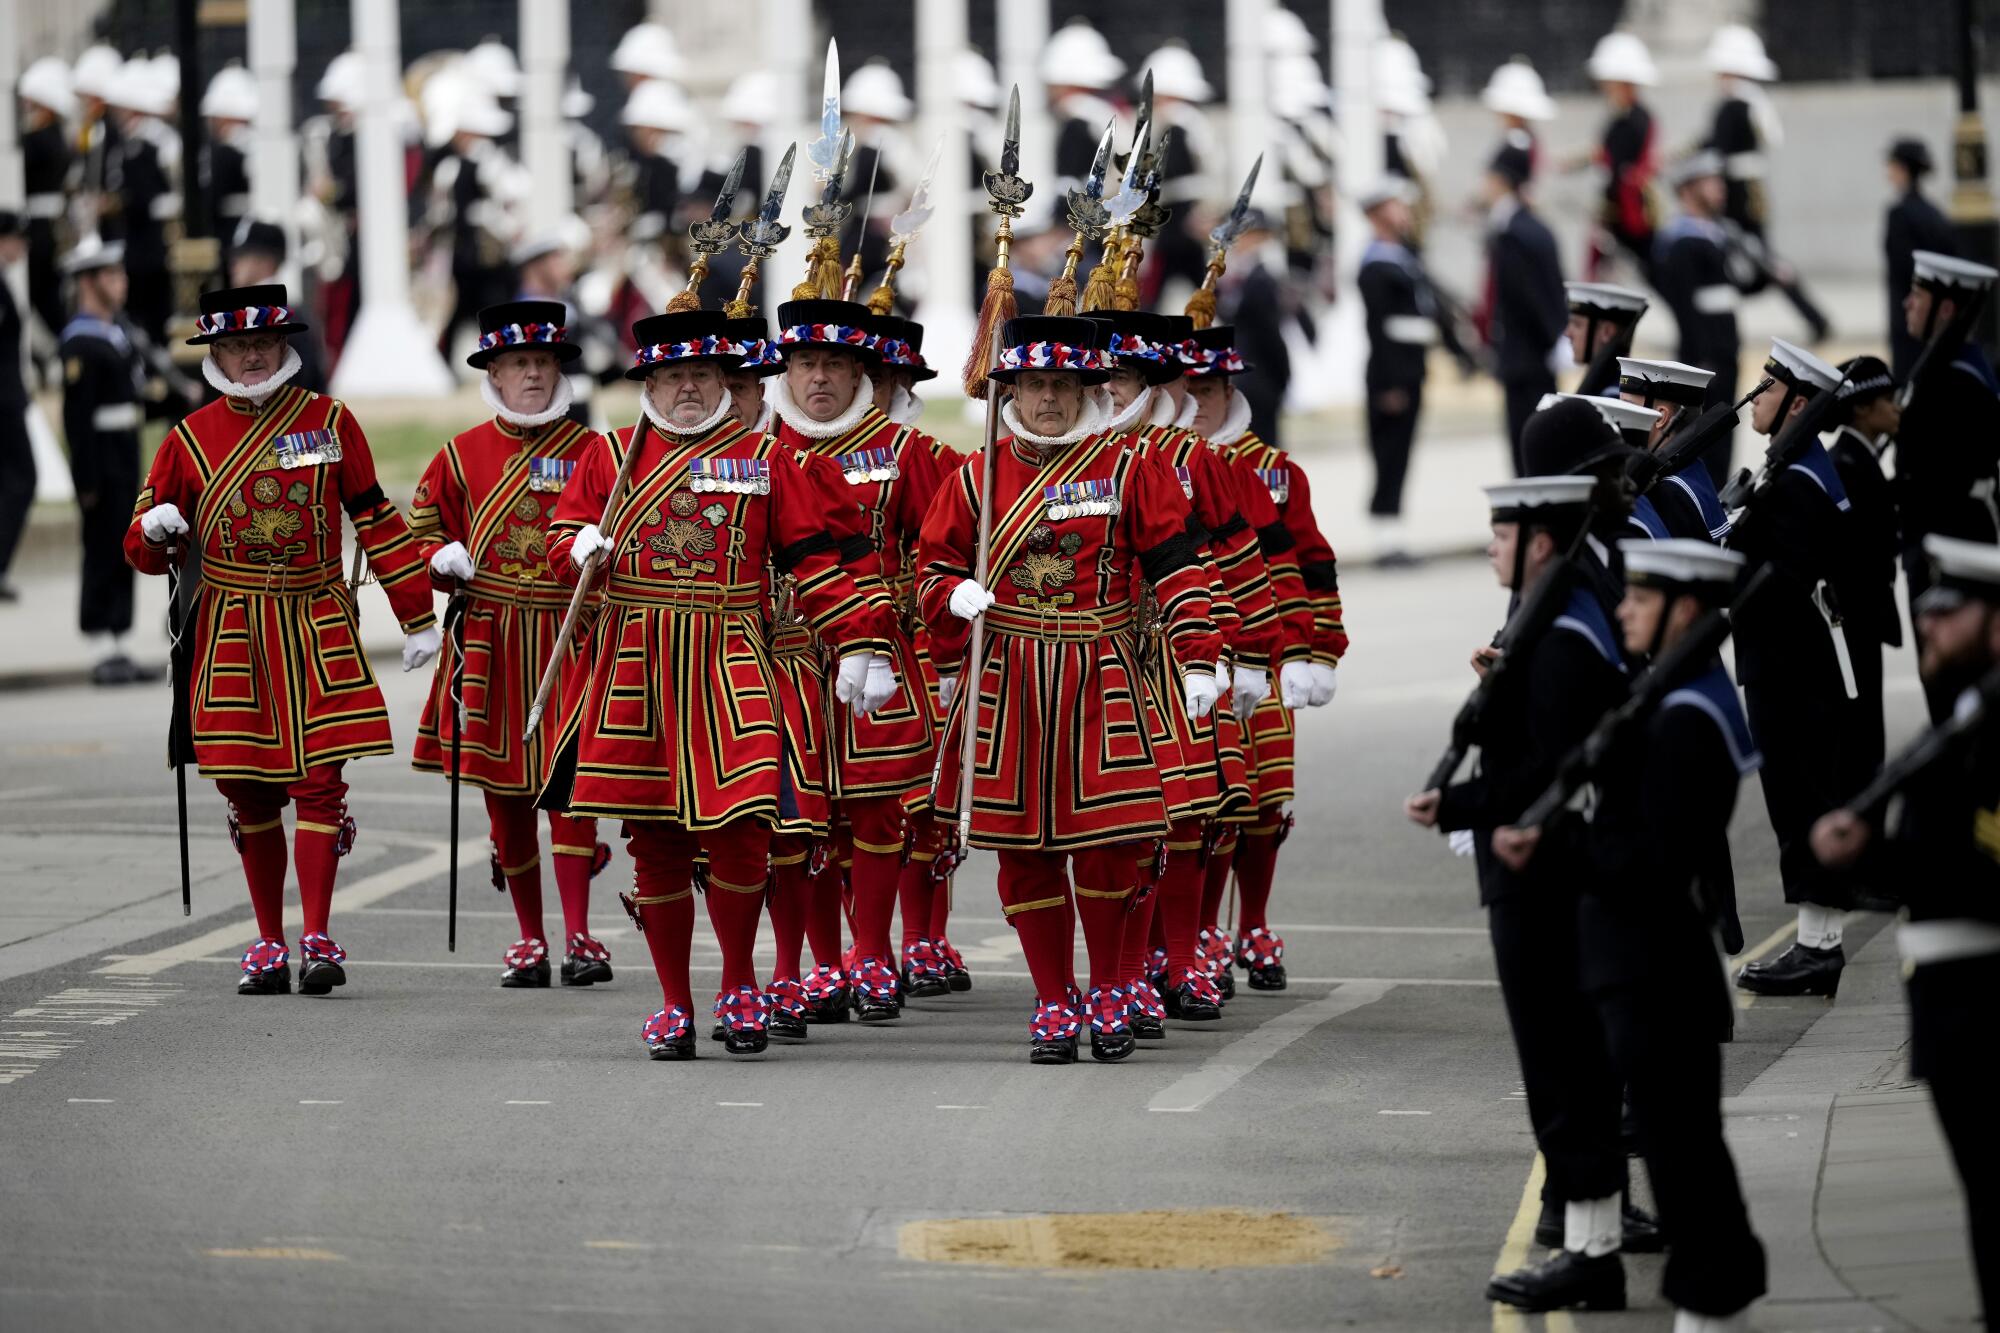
[1490, 1153, 1578, 1333]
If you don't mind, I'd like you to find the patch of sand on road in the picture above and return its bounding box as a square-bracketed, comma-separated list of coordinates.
[898, 1208, 1338, 1271]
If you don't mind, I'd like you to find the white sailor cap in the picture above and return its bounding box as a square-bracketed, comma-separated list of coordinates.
[1665, 149, 1725, 189]
[60, 236, 125, 275]
[1763, 337, 1843, 394]
[1538, 391, 1660, 438]
[1565, 281, 1649, 319]
[1617, 357, 1713, 406]
[1484, 474, 1598, 519]
[1918, 535, 2000, 611]
[1619, 538, 1746, 591]
[1912, 249, 2000, 294]
[1356, 178, 1419, 213]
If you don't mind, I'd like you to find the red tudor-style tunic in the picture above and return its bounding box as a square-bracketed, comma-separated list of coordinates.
[542, 419, 894, 827]
[919, 430, 1220, 850]
[773, 408, 955, 804]
[124, 386, 436, 782]
[406, 414, 603, 795]
[1215, 430, 1349, 805]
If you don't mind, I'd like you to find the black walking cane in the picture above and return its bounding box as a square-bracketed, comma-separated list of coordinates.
[166, 545, 193, 916]
[444, 586, 468, 952]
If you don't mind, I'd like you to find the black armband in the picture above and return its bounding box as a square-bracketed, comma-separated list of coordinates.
[1299, 558, 1339, 590]
[836, 534, 876, 565]
[343, 484, 388, 519]
[1182, 512, 1212, 547]
[1256, 522, 1296, 557]
[1137, 530, 1201, 585]
[773, 531, 838, 573]
[1209, 513, 1249, 543]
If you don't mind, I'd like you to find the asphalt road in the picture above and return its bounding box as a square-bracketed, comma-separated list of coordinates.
[0, 555, 1920, 1332]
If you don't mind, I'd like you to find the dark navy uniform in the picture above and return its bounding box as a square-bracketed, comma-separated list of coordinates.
[21, 121, 72, 345]
[1437, 576, 1630, 1218]
[1594, 103, 1657, 281]
[1827, 362, 1902, 787]
[109, 123, 180, 346]
[1487, 194, 1567, 473]
[0, 236, 33, 591]
[60, 313, 153, 643]
[1884, 190, 1956, 379]
[1652, 215, 1744, 484]
[1631, 462, 1731, 545]
[1357, 236, 1437, 519]
[1555, 654, 1768, 1320]
[203, 129, 252, 251]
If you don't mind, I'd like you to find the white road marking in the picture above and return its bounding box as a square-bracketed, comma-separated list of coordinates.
[0, 785, 64, 802]
[1, 979, 183, 1087]
[1147, 981, 1395, 1114]
[1378, 1109, 1432, 1116]
[67, 1097, 115, 1103]
[717, 1101, 763, 1108]
[298, 1100, 342, 1105]
[96, 835, 482, 977]
[935, 1104, 986, 1110]
[504, 1100, 549, 1105]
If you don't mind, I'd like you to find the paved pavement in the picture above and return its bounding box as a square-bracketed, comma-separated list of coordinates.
[0, 555, 1978, 1331]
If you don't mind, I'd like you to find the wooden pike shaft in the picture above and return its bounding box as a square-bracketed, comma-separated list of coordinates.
[522, 416, 649, 739]
[956, 321, 1005, 853]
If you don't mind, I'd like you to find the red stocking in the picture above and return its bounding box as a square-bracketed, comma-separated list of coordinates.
[548, 812, 599, 941]
[628, 823, 697, 1012]
[1234, 808, 1283, 935]
[486, 792, 546, 942]
[1073, 845, 1137, 991]
[766, 836, 811, 983]
[843, 797, 904, 964]
[699, 821, 771, 995]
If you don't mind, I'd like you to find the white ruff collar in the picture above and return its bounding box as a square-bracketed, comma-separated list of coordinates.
[1174, 392, 1200, 430]
[752, 399, 774, 436]
[480, 373, 574, 429]
[770, 372, 877, 439]
[1002, 387, 1112, 452]
[1201, 388, 1253, 446]
[641, 386, 736, 438]
[1150, 391, 1182, 427]
[202, 346, 304, 404]
[889, 384, 924, 426]
[1105, 385, 1154, 435]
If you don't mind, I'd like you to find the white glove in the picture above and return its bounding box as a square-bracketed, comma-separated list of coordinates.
[855, 654, 899, 716]
[834, 651, 872, 705]
[1231, 667, 1270, 720]
[1184, 670, 1220, 722]
[1214, 658, 1233, 694]
[1278, 661, 1314, 710]
[429, 541, 476, 583]
[937, 674, 958, 710]
[1307, 662, 1338, 707]
[403, 626, 442, 672]
[948, 578, 996, 621]
[1448, 828, 1476, 858]
[140, 502, 188, 544]
[569, 523, 609, 569]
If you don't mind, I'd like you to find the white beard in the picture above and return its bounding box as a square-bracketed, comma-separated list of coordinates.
[1104, 384, 1154, 435]
[769, 371, 877, 439]
[480, 373, 574, 428]
[201, 345, 304, 404]
[1000, 385, 1112, 452]
[888, 384, 924, 426]
[1202, 387, 1254, 446]
[640, 385, 736, 438]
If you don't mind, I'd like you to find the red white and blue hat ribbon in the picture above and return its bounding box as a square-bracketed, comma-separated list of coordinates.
[778, 322, 877, 353]
[1171, 338, 1208, 368]
[996, 341, 1109, 374]
[195, 304, 292, 338]
[739, 338, 783, 370]
[1104, 330, 1167, 364]
[875, 337, 917, 368]
[1193, 344, 1246, 374]
[632, 334, 747, 369]
[477, 320, 567, 353]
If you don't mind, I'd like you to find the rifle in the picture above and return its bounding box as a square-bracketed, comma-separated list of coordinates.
[1514, 564, 1777, 831]
[1422, 551, 1585, 793]
[1627, 377, 1770, 494]
[1843, 664, 2000, 825]
[1718, 363, 1853, 514]
[1719, 220, 1831, 336]
[166, 546, 194, 916]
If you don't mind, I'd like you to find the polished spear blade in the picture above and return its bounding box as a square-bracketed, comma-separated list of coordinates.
[892, 135, 945, 239]
[1134, 71, 1154, 155]
[1086, 119, 1116, 198]
[760, 143, 797, 223]
[1211, 153, 1264, 247]
[710, 148, 748, 222]
[1001, 85, 1021, 177]
[821, 38, 842, 144]
[1123, 120, 1150, 192]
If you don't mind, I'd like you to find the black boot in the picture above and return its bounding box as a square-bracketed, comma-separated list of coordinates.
[1736, 941, 1844, 997]
[237, 964, 291, 996]
[1485, 1250, 1626, 1312]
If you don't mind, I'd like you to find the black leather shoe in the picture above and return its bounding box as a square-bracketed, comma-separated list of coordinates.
[1163, 985, 1221, 1022]
[1245, 962, 1287, 991]
[722, 1028, 768, 1055]
[1217, 967, 1235, 1000]
[1131, 1014, 1165, 1041]
[804, 985, 851, 1023]
[854, 992, 898, 1022]
[1736, 941, 1844, 997]
[237, 965, 291, 996]
[298, 959, 345, 996]
[647, 1035, 696, 1061]
[1620, 1202, 1664, 1253]
[1485, 1250, 1626, 1312]
[502, 958, 551, 988]
[1090, 1031, 1136, 1062]
[769, 1011, 808, 1040]
[945, 967, 972, 993]
[561, 955, 613, 986]
[1030, 1036, 1077, 1065]
[901, 965, 950, 999]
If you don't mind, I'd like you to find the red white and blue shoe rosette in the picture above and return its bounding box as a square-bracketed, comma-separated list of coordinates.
[714, 985, 771, 1035]
[503, 938, 549, 972]
[799, 963, 847, 1006]
[642, 1006, 693, 1052]
[766, 976, 810, 1020]
[901, 939, 948, 983]
[849, 956, 900, 1005]
[1030, 997, 1082, 1043]
[1084, 985, 1133, 1035]
[300, 932, 346, 965]
[1237, 926, 1284, 969]
[566, 933, 611, 964]
[239, 937, 290, 975]
[1125, 977, 1168, 1022]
